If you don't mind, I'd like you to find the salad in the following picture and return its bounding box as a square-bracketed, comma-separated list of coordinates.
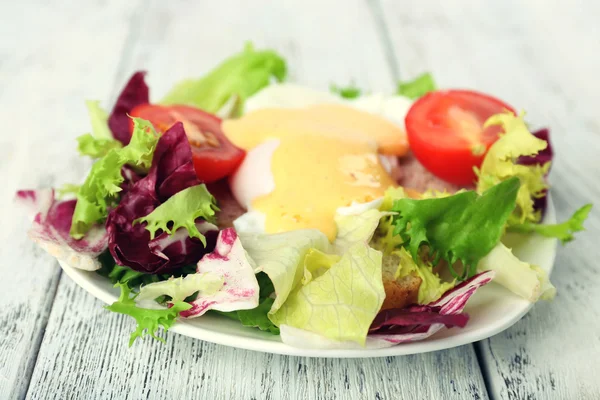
[16, 44, 591, 349]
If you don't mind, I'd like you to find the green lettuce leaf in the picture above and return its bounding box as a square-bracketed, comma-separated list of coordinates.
[105, 283, 192, 346]
[397, 72, 436, 99]
[70, 118, 160, 238]
[334, 208, 392, 254]
[239, 230, 330, 314]
[235, 297, 279, 334]
[218, 272, 280, 334]
[391, 177, 520, 279]
[134, 184, 218, 245]
[330, 83, 362, 99]
[508, 204, 592, 244]
[85, 100, 113, 139]
[118, 118, 160, 170]
[270, 242, 385, 345]
[380, 186, 407, 211]
[96, 252, 196, 305]
[56, 183, 81, 199]
[77, 100, 122, 158]
[161, 43, 287, 115]
[477, 242, 555, 301]
[136, 272, 224, 303]
[476, 112, 550, 224]
[77, 133, 123, 158]
[301, 249, 340, 285]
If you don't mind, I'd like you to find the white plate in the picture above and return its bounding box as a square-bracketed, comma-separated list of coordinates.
[60, 199, 557, 358]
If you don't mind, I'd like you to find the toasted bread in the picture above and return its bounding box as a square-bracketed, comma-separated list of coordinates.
[381, 274, 422, 311]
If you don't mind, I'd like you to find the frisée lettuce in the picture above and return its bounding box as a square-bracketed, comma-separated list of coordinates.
[508, 204, 592, 244]
[77, 101, 122, 158]
[476, 112, 550, 224]
[134, 184, 218, 245]
[390, 177, 520, 279]
[70, 118, 160, 239]
[106, 283, 192, 346]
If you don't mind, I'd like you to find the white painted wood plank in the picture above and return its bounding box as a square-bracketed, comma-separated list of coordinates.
[0, 1, 142, 398]
[380, 0, 600, 398]
[28, 278, 488, 400]
[25, 0, 488, 399]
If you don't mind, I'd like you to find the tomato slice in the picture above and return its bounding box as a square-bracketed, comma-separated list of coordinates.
[404, 90, 516, 186]
[130, 104, 245, 183]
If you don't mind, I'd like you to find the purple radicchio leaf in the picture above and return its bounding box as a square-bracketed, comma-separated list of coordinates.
[15, 189, 108, 270]
[106, 122, 218, 274]
[180, 228, 259, 318]
[120, 165, 143, 196]
[367, 271, 494, 344]
[108, 71, 149, 145]
[517, 128, 554, 216]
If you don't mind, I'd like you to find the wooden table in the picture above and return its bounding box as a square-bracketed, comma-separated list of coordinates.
[2, 1, 599, 399]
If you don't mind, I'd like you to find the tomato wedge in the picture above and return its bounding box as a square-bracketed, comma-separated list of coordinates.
[405, 90, 516, 186]
[130, 104, 245, 183]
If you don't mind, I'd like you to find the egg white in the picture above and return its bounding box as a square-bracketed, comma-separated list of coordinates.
[244, 83, 414, 131]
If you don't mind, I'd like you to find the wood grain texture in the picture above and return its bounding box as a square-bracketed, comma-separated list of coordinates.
[23, 1, 489, 399]
[380, 0, 600, 398]
[27, 279, 488, 400]
[0, 1, 142, 399]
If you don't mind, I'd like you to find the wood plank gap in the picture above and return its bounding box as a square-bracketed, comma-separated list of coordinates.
[14, 270, 61, 400]
[367, 3, 494, 399]
[107, 0, 151, 106]
[474, 341, 496, 400]
[23, 1, 146, 397]
[366, 0, 401, 81]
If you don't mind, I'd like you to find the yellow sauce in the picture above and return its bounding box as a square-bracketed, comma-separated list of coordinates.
[223, 105, 402, 241]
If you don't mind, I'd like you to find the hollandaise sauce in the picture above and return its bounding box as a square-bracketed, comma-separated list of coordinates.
[223, 105, 403, 241]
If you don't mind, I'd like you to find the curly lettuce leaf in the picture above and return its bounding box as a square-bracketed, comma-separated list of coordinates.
[77, 133, 123, 158]
[134, 184, 218, 245]
[161, 43, 286, 115]
[380, 186, 407, 211]
[477, 243, 555, 301]
[56, 183, 81, 199]
[397, 72, 436, 99]
[270, 242, 385, 345]
[70, 118, 160, 239]
[389, 248, 455, 305]
[391, 177, 520, 279]
[105, 283, 191, 346]
[77, 101, 123, 158]
[119, 118, 160, 170]
[476, 112, 550, 224]
[508, 204, 592, 244]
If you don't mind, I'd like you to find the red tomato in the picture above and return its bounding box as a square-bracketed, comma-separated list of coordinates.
[130, 104, 245, 183]
[405, 90, 516, 186]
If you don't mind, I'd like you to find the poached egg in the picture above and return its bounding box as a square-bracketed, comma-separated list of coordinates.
[223, 84, 413, 241]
